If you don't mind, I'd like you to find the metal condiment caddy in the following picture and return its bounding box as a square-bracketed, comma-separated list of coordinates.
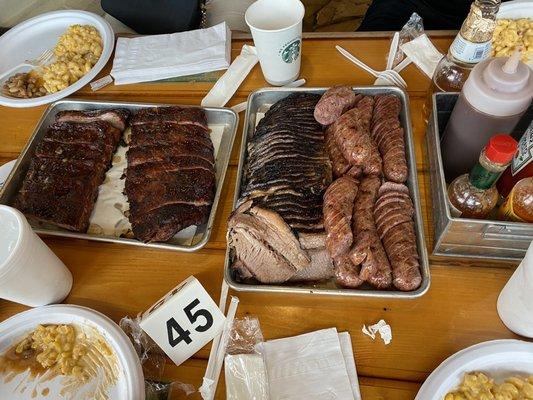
[427, 93, 533, 260]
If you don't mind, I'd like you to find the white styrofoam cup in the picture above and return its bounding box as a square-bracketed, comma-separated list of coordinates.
[245, 0, 305, 86]
[497, 240, 533, 338]
[0, 205, 72, 307]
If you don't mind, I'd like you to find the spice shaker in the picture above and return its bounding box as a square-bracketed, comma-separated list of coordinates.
[497, 240, 533, 338]
[447, 134, 517, 219]
[441, 50, 533, 181]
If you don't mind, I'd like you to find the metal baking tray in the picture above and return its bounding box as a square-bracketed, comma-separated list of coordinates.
[0, 99, 238, 252]
[428, 92, 533, 260]
[224, 87, 430, 298]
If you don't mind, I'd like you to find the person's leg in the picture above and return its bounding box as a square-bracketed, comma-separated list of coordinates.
[358, 0, 416, 31]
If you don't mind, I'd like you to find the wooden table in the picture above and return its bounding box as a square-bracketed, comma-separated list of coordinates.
[0, 34, 521, 399]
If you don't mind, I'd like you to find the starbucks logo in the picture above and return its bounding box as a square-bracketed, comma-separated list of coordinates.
[281, 39, 301, 63]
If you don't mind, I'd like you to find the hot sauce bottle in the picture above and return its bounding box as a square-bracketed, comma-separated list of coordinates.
[448, 134, 518, 219]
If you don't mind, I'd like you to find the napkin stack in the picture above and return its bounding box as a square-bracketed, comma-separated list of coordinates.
[261, 328, 361, 400]
[110, 22, 231, 85]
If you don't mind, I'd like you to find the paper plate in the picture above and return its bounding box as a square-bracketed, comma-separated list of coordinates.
[0, 11, 114, 108]
[0, 305, 145, 400]
[415, 339, 533, 399]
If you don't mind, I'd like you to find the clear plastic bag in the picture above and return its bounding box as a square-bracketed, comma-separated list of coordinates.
[224, 316, 269, 400]
[120, 316, 197, 399]
[392, 12, 425, 68]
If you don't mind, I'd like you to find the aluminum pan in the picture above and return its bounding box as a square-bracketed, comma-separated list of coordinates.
[224, 87, 430, 298]
[0, 98, 238, 252]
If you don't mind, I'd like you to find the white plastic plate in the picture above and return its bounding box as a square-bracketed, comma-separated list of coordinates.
[415, 339, 533, 399]
[0, 305, 145, 400]
[0, 10, 114, 108]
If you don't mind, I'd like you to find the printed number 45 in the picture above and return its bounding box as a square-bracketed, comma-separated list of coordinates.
[167, 299, 214, 347]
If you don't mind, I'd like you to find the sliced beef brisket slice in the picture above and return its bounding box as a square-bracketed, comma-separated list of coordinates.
[228, 204, 310, 271]
[131, 106, 209, 131]
[131, 204, 211, 243]
[55, 108, 130, 131]
[126, 169, 215, 214]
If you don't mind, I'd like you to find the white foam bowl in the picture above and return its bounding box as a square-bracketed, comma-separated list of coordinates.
[0, 305, 145, 400]
[0, 10, 114, 108]
[415, 339, 533, 399]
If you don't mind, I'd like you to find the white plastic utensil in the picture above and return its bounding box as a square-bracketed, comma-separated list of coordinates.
[336, 45, 380, 77]
[336, 45, 407, 88]
[0, 49, 54, 81]
[386, 32, 400, 71]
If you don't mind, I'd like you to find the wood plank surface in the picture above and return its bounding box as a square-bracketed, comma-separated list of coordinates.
[0, 35, 523, 399]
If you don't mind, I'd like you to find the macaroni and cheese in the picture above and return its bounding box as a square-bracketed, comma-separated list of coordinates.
[492, 18, 533, 63]
[445, 372, 533, 400]
[41, 24, 103, 93]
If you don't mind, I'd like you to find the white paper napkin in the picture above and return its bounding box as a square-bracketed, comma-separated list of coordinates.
[111, 22, 231, 85]
[262, 328, 355, 400]
[400, 34, 443, 79]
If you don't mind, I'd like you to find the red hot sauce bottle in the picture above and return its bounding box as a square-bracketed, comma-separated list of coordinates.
[448, 134, 518, 219]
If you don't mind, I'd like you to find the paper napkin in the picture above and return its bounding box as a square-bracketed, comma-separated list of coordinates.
[261, 328, 356, 400]
[111, 22, 231, 85]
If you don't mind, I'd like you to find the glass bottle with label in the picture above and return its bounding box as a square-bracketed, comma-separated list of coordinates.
[499, 177, 533, 223]
[497, 121, 533, 198]
[425, 0, 501, 116]
[448, 134, 517, 219]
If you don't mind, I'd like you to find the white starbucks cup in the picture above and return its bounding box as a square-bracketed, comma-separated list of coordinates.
[245, 0, 305, 86]
[0, 205, 72, 307]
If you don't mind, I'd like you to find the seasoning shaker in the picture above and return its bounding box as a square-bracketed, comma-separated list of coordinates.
[447, 134, 517, 219]
[441, 50, 533, 181]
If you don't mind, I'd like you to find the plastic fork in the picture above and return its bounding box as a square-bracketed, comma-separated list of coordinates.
[336, 45, 407, 89]
[0, 49, 54, 81]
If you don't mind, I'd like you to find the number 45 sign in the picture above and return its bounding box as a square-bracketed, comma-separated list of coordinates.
[140, 276, 226, 366]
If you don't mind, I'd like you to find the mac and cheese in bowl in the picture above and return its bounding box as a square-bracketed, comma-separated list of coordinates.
[492, 18, 533, 63]
[445, 372, 533, 400]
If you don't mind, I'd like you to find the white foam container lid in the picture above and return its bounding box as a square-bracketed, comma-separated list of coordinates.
[0, 304, 145, 400]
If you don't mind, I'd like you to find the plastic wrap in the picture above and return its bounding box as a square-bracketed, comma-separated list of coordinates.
[120, 316, 197, 399]
[224, 316, 269, 400]
[392, 12, 425, 68]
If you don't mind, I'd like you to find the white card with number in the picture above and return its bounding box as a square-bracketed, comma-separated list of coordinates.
[139, 276, 226, 366]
